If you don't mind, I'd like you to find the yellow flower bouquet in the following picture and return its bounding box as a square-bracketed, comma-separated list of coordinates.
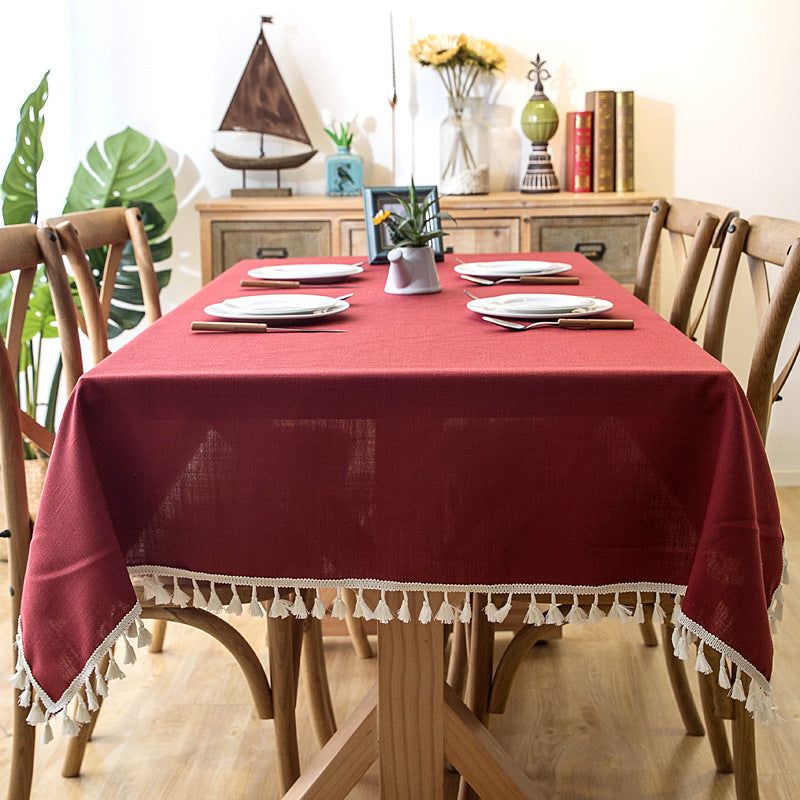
[410, 34, 505, 194]
[409, 34, 506, 101]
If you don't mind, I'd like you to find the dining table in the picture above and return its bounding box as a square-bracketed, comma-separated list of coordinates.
[15, 251, 784, 799]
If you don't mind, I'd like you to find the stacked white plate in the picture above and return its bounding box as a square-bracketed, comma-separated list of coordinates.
[454, 260, 571, 279]
[466, 293, 613, 320]
[204, 294, 349, 321]
[248, 263, 364, 282]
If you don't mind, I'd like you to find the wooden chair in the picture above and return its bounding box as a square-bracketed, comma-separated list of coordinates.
[46, 206, 161, 363]
[685, 214, 800, 800]
[1, 223, 332, 797]
[2, 223, 88, 798]
[46, 207, 167, 652]
[634, 197, 738, 342]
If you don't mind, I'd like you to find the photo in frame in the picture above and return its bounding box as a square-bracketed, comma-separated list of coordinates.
[362, 185, 446, 264]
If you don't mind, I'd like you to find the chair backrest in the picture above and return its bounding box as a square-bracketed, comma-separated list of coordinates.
[634, 198, 738, 338]
[0, 223, 84, 618]
[706, 214, 800, 441]
[46, 206, 162, 365]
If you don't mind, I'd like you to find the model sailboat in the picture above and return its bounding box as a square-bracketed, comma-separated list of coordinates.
[212, 17, 316, 190]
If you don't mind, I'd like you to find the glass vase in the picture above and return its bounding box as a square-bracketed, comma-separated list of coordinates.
[439, 97, 490, 195]
[325, 146, 363, 196]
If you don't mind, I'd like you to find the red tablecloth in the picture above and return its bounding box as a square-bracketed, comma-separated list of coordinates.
[16, 253, 784, 733]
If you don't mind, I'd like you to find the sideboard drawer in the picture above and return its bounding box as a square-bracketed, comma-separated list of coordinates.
[527, 215, 647, 289]
[210, 221, 331, 280]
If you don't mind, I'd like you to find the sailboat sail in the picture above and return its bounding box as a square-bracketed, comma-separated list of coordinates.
[219, 28, 312, 146]
[212, 17, 316, 175]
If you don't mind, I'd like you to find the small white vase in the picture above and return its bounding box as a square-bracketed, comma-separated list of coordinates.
[384, 246, 441, 295]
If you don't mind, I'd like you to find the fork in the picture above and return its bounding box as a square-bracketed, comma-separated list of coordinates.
[482, 315, 634, 330]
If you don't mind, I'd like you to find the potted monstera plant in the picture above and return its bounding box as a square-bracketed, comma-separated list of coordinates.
[1, 71, 176, 439]
[0, 71, 176, 542]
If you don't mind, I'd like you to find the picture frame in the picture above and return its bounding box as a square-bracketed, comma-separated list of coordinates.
[362, 185, 446, 264]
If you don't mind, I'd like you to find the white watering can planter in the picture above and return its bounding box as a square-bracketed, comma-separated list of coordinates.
[384, 246, 441, 295]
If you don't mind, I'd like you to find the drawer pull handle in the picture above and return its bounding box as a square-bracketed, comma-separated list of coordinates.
[256, 246, 289, 259]
[575, 242, 606, 260]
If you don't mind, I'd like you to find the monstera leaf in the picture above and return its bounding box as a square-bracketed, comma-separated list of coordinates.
[1, 71, 48, 225]
[64, 127, 176, 337]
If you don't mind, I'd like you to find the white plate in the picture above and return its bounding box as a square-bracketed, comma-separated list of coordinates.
[454, 260, 571, 279]
[204, 298, 349, 321]
[248, 263, 364, 282]
[220, 294, 341, 316]
[467, 293, 613, 319]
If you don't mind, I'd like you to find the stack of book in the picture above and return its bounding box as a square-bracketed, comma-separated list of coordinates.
[564, 90, 634, 193]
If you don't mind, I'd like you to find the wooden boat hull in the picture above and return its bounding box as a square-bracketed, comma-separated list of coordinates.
[211, 148, 317, 172]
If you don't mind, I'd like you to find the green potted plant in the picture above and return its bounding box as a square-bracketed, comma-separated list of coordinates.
[1, 71, 176, 438]
[372, 178, 453, 294]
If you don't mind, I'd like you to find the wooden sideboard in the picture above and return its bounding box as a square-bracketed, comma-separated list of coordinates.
[196, 191, 661, 291]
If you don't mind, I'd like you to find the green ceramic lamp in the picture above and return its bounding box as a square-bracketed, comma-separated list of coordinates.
[520, 54, 559, 193]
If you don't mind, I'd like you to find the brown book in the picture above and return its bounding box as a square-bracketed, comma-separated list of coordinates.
[615, 91, 634, 192]
[564, 111, 593, 193]
[585, 90, 615, 191]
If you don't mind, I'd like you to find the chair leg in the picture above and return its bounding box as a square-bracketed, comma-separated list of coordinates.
[447, 619, 468, 696]
[660, 622, 704, 736]
[268, 612, 302, 793]
[695, 645, 733, 773]
[61, 651, 109, 778]
[301, 616, 337, 748]
[9, 690, 36, 800]
[457, 593, 495, 800]
[639, 617, 659, 647]
[148, 619, 167, 653]
[142, 607, 272, 719]
[341, 588, 374, 659]
[732, 704, 759, 800]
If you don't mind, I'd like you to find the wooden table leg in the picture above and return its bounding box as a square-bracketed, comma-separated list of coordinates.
[378, 597, 445, 800]
[281, 591, 543, 800]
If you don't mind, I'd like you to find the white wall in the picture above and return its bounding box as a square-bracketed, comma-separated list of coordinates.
[2, 0, 799, 480]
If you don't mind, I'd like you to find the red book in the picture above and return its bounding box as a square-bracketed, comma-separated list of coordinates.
[565, 111, 593, 193]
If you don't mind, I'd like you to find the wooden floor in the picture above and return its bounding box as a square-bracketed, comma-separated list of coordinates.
[1, 487, 799, 799]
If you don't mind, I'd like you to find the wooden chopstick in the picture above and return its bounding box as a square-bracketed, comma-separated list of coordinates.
[517, 276, 579, 284]
[240, 279, 302, 288]
[191, 321, 347, 333]
[557, 319, 634, 329]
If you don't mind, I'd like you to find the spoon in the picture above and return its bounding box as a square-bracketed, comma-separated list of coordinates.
[482, 315, 634, 330]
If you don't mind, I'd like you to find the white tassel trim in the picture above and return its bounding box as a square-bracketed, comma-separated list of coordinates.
[459, 593, 472, 624]
[226, 584, 243, 616]
[171, 576, 191, 608]
[418, 591, 433, 624]
[524, 593, 545, 625]
[354, 588, 373, 621]
[566, 593, 587, 626]
[331, 588, 348, 620]
[373, 590, 394, 623]
[606, 593, 632, 623]
[249, 585, 265, 617]
[14, 575, 781, 740]
[545, 593, 565, 626]
[206, 582, 224, 614]
[269, 587, 292, 619]
[312, 589, 327, 620]
[397, 591, 412, 623]
[291, 588, 308, 620]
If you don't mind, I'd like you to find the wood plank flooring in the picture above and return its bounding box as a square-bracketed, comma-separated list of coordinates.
[1, 487, 798, 799]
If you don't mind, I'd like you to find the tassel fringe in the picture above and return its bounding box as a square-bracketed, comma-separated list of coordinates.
[14, 578, 778, 741]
